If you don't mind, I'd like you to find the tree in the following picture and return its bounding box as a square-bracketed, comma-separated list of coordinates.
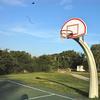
[58, 50, 83, 69]
[10, 51, 34, 72]
[0, 49, 17, 74]
[36, 55, 53, 72]
[91, 44, 100, 71]
[0, 48, 93, 74]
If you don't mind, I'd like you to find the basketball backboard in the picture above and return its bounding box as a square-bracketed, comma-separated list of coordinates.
[60, 18, 87, 39]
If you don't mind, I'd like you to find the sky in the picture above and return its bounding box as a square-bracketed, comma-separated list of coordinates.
[0, 0, 100, 56]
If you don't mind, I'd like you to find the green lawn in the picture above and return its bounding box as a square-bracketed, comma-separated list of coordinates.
[0, 72, 100, 100]
[72, 72, 100, 80]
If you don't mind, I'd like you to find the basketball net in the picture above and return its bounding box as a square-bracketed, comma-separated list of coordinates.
[60, 30, 73, 39]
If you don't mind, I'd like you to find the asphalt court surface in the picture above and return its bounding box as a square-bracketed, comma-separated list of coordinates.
[0, 79, 74, 100]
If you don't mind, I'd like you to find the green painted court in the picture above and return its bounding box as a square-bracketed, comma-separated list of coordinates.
[0, 79, 74, 100]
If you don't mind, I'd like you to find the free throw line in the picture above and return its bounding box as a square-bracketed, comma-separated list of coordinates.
[29, 94, 55, 100]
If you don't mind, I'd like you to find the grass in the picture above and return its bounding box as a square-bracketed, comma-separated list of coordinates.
[0, 72, 100, 100]
[72, 72, 100, 80]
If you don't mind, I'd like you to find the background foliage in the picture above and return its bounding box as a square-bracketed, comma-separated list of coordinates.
[0, 44, 100, 74]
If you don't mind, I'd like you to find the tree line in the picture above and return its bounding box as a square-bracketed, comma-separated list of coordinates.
[0, 44, 100, 74]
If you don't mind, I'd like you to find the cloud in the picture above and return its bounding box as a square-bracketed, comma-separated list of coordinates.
[59, 0, 73, 10]
[10, 26, 26, 33]
[0, 30, 13, 35]
[0, 0, 26, 6]
[0, 25, 58, 39]
[2, 26, 64, 44]
[64, 5, 73, 10]
[60, 0, 72, 5]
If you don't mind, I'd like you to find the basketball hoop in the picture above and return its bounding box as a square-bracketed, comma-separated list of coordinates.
[60, 18, 87, 39]
[60, 18, 99, 98]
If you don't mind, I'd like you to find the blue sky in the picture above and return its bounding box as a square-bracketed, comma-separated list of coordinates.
[0, 0, 100, 56]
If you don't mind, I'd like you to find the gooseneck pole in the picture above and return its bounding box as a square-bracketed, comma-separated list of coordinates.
[74, 37, 98, 98]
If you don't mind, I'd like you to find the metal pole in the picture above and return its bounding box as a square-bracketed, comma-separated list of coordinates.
[74, 37, 99, 98]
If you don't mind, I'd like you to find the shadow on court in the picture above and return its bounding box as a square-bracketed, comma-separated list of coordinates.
[0, 80, 22, 100]
[0, 76, 30, 100]
[21, 94, 28, 100]
[36, 77, 88, 98]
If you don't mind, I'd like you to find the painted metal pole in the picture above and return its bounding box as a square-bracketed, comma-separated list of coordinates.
[74, 37, 99, 98]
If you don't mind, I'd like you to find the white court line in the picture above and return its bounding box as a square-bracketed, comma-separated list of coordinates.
[0, 80, 4, 81]
[29, 94, 55, 100]
[7, 80, 52, 94]
[7, 80, 75, 100]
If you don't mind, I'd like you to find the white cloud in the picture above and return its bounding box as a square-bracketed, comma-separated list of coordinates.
[59, 0, 73, 10]
[0, 25, 58, 39]
[0, 0, 26, 6]
[9, 26, 65, 43]
[10, 26, 26, 33]
[60, 0, 72, 6]
[0, 30, 13, 35]
[64, 5, 73, 10]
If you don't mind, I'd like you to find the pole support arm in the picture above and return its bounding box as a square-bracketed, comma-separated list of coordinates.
[74, 37, 99, 98]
